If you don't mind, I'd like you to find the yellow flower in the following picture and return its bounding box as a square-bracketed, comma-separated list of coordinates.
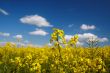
[86, 58, 91, 64]
[26, 54, 32, 60]
[10, 59, 15, 63]
[68, 34, 79, 45]
[102, 68, 106, 72]
[50, 28, 66, 44]
[0, 61, 3, 64]
[51, 33, 57, 40]
[15, 57, 21, 61]
[55, 60, 59, 64]
[80, 58, 83, 61]
[15, 57, 21, 62]
[97, 65, 102, 69]
[51, 64, 54, 67]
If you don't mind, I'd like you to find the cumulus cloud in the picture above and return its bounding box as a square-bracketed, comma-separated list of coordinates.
[0, 32, 10, 37]
[65, 35, 73, 41]
[98, 38, 108, 42]
[78, 33, 108, 43]
[48, 43, 52, 46]
[80, 24, 96, 30]
[13, 35, 23, 39]
[20, 15, 53, 27]
[65, 33, 108, 46]
[78, 33, 97, 42]
[0, 8, 9, 15]
[29, 28, 48, 36]
[77, 41, 84, 46]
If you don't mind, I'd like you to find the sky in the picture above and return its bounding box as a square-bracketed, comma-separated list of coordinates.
[0, 0, 110, 46]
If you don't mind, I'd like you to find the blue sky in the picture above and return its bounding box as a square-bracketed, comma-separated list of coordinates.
[0, 0, 110, 46]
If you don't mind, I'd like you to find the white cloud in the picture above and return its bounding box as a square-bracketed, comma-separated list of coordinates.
[20, 15, 53, 27]
[48, 43, 52, 46]
[0, 32, 10, 37]
[80, 24, 96, 30]
[13, 35, 23, 39]
[65, 35, 73, 41]
[78, 33, 108, 43]
[65, 33, 108, 46]
[98, 38, 108, 42]
[78, 33, 97, 42]
[76, 41, 84, 46]
[29, 28, 48, 36]
[0, 8, 9, 15]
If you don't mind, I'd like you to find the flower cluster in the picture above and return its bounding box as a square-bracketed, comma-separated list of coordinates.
[68, 34, 79, 46]
[50, 28, 66, 44]
[50, 28, 79, 47]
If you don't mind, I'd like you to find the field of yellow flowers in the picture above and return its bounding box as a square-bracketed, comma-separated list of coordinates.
[0, 28, 110, 73]
[0, 43, 110, 73]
